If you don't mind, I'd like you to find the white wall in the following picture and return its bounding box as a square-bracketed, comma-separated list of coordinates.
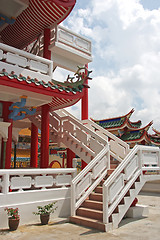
[0, 188, 71, 229]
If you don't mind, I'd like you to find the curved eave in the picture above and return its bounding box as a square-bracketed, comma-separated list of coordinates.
[148, 135, 160, 146]
[152, 127, 160, 136]
[91, 108, 135, 123]
[121, 131, 150, 144]
[0, 74, 84, 110]
[124, 121, 153, 133]
[107, 118, 142, 131]
[127, 119, 142, 129]
[0, 0, 76, 49]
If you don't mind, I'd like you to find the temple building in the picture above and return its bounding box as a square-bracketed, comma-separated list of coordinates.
[92, 109, 160, 148]
[0, 0, 92, 169]
[1, 0, 160, 232]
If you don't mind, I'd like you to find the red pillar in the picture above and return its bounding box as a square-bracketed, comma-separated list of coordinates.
[67, 149, 75, 168]
[81, 79, 88, 120]
[81, 64, 89, 170]
[40, 104, 50, 168]
[43, 28, 51, 60]
[2, 102, 13, 169]
[40, 28, 51, 168]
[30, 123, 38, 168]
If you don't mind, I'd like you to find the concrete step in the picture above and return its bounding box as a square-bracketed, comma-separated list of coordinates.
[82, 199, 103, 211]
[77, 207, 103, 221]
[69, 215, 106, 232]
[89, 192, 103, 202]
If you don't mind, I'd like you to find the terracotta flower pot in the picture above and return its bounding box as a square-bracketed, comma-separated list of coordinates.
[40, 214, 50, 225]
[8, 218, 20, 231]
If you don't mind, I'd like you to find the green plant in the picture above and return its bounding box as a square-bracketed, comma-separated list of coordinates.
[33, 202, 57, 215]
[4, 207, 20, 220]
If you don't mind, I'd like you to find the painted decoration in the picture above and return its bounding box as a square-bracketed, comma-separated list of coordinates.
[8, 96, 36, 120]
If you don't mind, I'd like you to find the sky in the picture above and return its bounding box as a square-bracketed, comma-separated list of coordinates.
[54, 0, 160, 133]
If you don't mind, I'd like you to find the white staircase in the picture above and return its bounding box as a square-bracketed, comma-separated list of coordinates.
[29, 109, 160, 231]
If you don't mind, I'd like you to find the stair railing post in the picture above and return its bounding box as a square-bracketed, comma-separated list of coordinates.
[2, 172, 9, 195]
[103, 185, 109, 224]
[71, 182, 76, 216]
[137, 147, 142, 171]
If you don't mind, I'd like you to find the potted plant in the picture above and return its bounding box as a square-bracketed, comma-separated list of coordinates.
[4, 207, 20, 231]
[33, 202, 57, 225]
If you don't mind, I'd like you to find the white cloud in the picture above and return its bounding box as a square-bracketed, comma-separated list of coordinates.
[61, 0, 160, 132]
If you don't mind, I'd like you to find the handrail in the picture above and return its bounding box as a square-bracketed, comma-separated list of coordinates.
[53, 109, 108, 153]
[103, 145, 160, 224]
[71, 145, 110, 216]
[51, 110, 112, 216]
[82, 119, 130, 162]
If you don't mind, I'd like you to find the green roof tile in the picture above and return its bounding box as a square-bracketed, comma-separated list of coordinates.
[121, 130, 144, 141]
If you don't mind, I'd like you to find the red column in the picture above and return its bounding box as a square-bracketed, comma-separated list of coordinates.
[43, 28, 51, 60]
[40, 104, 50, 168]
[39, 28, 51, 168]
[67, 149, 75, 168]
[81, 64, 89, 170]
[30, 123, 38, 168]
[2, 102, 13, 169]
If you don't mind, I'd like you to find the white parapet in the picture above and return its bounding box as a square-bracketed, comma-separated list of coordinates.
[0, 43, 53, 82]
[0, 168, 77, 229]
[49, 24, 92, 72]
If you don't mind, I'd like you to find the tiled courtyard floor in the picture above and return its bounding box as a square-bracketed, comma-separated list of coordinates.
[0, 192, 160, 240]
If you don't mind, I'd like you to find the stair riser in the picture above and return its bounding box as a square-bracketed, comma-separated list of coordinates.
[82, 201, 103, 211]
[69, 216, 106, 231]
[89, 194, 103, 202]
[77, 209, 103, 221]
[95, 187, 103, 194]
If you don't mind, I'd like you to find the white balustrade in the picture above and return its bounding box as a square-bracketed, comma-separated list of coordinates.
[0, 43, 53, 82]
[50, 24, 92, 56]
[103, 145, 160, 225]
[27, 24, 92, 72]
[82, 119, 130, 162]
[0, 168, 76, 194]
[71, 146, 110, 215]
[51, 109, 109, 163]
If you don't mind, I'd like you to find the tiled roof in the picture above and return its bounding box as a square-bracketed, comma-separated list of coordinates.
[128, 120, 142, 128]
[149, 135, 160, 144]
[121, 130, 145, 141]
[95, 117, 142, 129]
[92, 109, 142, 130]
[0, 71, 87, 95]
[95, 118, 125, 129]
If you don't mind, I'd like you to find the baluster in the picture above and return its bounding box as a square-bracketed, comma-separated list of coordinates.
[2, 173, 9, 194]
